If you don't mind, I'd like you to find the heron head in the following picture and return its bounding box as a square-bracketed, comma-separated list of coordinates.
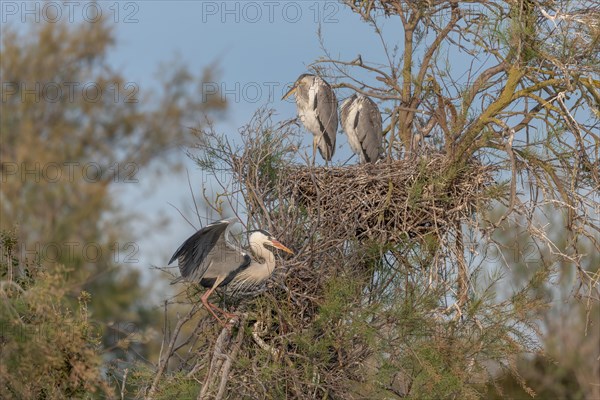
[249, 230, 294, 255]
[282, 73, 315, 100]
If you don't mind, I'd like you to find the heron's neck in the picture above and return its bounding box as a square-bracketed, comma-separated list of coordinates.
[252, 246, 276, 279]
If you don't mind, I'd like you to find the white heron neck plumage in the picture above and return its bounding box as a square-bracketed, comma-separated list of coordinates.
[245, 235, 276, 282]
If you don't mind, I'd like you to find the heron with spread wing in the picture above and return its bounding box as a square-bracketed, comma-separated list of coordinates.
[169, 217, 293, 324]
[340, 94, 383, 164]
[282, 74, 338, 164]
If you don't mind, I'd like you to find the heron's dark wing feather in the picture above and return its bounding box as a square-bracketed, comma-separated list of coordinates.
[314, 78, 338, 160]
[353, 109, 360, 130]
[169, 217, 244, 283]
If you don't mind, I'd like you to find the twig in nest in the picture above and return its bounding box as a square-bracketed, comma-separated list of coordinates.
[252, 320, 281, 359]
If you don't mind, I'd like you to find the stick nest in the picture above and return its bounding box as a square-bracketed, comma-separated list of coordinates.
[280, 155, 494, 243]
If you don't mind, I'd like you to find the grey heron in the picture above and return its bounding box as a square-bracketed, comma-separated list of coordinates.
[340, 94, 383, 164]
[282, 74, 338, 164]
[169, 217, 293, 324]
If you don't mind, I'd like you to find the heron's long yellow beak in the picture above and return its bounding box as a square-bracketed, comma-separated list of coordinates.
[270, 239, 294, 254]
[282, 85, 297, 100]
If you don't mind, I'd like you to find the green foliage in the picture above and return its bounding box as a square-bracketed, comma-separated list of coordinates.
[0, 230, 112, 399]
[256, 127, 286, 188]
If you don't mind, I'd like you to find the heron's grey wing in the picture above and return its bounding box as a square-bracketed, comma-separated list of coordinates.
[313, 79, 338, 160]
[358, 97, 383, 163]
[208, 219, 250, 277]
[168, 217, 241, 282]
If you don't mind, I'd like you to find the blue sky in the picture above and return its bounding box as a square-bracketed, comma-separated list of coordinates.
[97, 1, 403, 279]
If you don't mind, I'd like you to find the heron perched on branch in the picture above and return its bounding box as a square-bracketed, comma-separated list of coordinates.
[169, 217, 293, 324]
[282, 74, 338, 164]
[340, 94, 383, 164]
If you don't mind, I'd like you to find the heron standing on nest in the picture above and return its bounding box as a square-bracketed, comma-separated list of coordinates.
[169, 217, 293, 324]
[282, 74, 338, 165]
[340, 94, 383, 164]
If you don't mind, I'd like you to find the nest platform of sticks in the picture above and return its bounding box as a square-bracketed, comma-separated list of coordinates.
[281, 155, 494, 243]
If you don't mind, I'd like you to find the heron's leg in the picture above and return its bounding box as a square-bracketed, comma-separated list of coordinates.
[201, 278, 238, 326]
[201, 276, 235, 325]
[207, 302, 237, 320]
[200, 286, 224, 325]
